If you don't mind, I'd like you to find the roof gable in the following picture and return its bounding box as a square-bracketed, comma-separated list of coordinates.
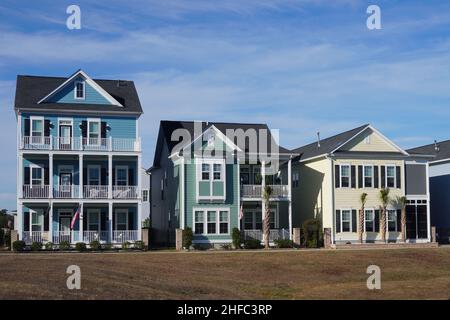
[408, 139, 450, 162]
[337, 127, 404, 154]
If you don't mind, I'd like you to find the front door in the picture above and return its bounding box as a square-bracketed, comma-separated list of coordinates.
[60, 217, 72, 243]
[406, 201, 429, 240]
[60, 172, 72, 197]
[59, 125, 72, 150]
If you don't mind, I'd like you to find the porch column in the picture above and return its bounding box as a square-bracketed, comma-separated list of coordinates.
[79, 154, 83, 198]
[261, 161, 266, 241]
[108, 202, 113, 243]
[17, 202, 23, 240]
[48, 204, 53, 242]
[288, 158, 292, 240]
[108, 155, 113, 199]
[49, 154, 53, 199]
[18, 153, 23, 198]
[79, 203, 84, 242]
[138, 202, 142, 240]
[138, 154, 142, 199]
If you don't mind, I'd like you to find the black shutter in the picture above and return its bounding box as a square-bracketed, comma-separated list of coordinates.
[101, 122, 107, 138]
[128, 211, 134, 230]
[374, 210, 380, 232]
[101, 168, 107, 185]
[112, 212, 116, 231]
[101, 213, 107, 231]
[335, 210, 341, 233]
[374, 166, 379, 188]
[128, 168, 135, 185]
[396, 166, 401, 188]
[44, 208, 49, 232]
[112, 169, 116, 186]
[335, 165, 340, 188]
[83, 212, 87, 231]
[24, 119, 30, 136]
[351, 166, 356, 188]
[24, 167, 30, 184]
[352, 210, 357, 233]
[81, 121, 87, 138]
[396, 209, 402, 232]
[358, 166, 363, 188]
[24, 212, 30, 231]
[44, 167, 49, 185]
[83, 168, 87, 186]
[44, 120, 51, 137]
[381, 166, 386, 188]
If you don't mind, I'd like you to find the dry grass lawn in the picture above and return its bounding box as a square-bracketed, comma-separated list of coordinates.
[1, 247, 449, 300]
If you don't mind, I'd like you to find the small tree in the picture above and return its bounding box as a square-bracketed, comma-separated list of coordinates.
[359, 193, 368, 244]
[394, 195, 407, 242]
[262, 185, 273, 249]
[379, 188, 390, 243]
[231, 227, 241, 249]
[183, 227, 193, 250]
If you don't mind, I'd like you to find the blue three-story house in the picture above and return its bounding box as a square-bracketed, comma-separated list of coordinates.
[14, 70, 143, 245]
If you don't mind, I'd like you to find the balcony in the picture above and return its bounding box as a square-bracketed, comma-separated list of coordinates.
[240, 184, 289, 199]
[21, 185, 139, 199]
[83, 185, 109, 199]
[113, 186, 138, 199]
[20, 136, 141, 152]
[23, 185, 50, 199]
[241, 229, 290, 242]
[24, 230, 140, 244]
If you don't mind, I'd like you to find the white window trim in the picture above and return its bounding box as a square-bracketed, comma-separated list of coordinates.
[386, 164, 397, 188]
[87, 118, 101, 145]
[340, 208, 352, 233]
[192, 208, 230, 235]
[57, 118, 73, 141]
[115, 165, 129, 186]
[30, 163, 44, 186]
[115, 208, 129, 230]
[387, 209, 398, 232]
[339, 164, 351, 188]
[30, 209, 44, 232]
[363, 165, 374, 188]
[196, 158, 226, 201]
[243, 209, 278, 230]
[87, 165, 101, 186]
[142, 189, 149, 202]
[58, 209, 73, 233]
[74, 80, 86, 100]
[58, 165, 74, 187]
[87, 209, 101, 232]
[364, 208, 375, 233]
[364, 135, 371, 144]
[30, 116, 44, 141]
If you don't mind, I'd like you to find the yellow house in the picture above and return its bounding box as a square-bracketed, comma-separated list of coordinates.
[291, 124, 432, 245]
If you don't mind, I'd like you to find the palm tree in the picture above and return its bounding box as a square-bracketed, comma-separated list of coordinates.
[359, 193, 368, 243]
[379, 188, 390, 243]
[395, 195, 407, 242]
[262, 185, 273, 249]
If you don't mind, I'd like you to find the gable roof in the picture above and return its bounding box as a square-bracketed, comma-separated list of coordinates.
[408, 140, 450, 163]
[152, 120, 296, 167]
[14, 71, 143, 115]
[292, 124, 408, 161]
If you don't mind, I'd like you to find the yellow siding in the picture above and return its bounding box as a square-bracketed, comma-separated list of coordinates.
[341, 128, 398, 153]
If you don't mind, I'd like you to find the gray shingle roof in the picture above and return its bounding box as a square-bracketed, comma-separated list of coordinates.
[14, 74, 143, 115]
[408, 140, 450, 162]
[291, 124, 370, 160]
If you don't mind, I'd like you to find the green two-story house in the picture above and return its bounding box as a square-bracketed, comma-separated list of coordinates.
[149, 121, 297, 247]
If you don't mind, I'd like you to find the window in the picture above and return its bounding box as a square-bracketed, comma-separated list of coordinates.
[341, 210, 351, 232]
[213, 164, 222, 180]
[31, 210, 43, 232]
[242, 211, 276, 230]
[201, 163, 210, 180]
[386, 166, 396, 188]
[31, 117, 44, 143]
[115, 210, 128, 231]
[244, 212, 253, 229]
[207, 134, 215, 147]
[364, 135, 370, 144]
[194, 211, 204, 234]
[207, 211, 216, 234]
[269, 212, 276, 229]
[31, 166, 43, 186]
[88, 166, 100, 186]
[292, 172, 299, 188]
[75, 81, 85, 99]
[142, 190, 149, 202]
[364, 209, 375, 232]
[363, 166, 373, 188]
[88, 210, 99, 231]
[255, 212, 262, 230]
[340, 165, 350, 188]
[115, 166, 128, 186]
[88, 119, 100, 144]
[253, 167, 261, 184]
[240, 167, 250, 185]
[219, 211, 229, 234]
[387, 210, 397, 232]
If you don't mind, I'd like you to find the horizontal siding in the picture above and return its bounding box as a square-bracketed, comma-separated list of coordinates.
[341, 129, 398, 152]
[47, 76, 111, 105]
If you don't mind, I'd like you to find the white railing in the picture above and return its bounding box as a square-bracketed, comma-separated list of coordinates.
[53, 185, 80, 198]
[83, 231, 109, 243]
[21, 136, 51, 150]
[112, 230, 139, 243]
[53, 137, 82, 151]
[113, 186, 138, 199]
[241, 184, 289, 198]
[82, 138, 109, 151]
[53, 231, 72, 244]
[23, 231, 50, 244]
[83, 185, 109, 198]
[241, 229, 290, 242]
[23, 185, 50, 198]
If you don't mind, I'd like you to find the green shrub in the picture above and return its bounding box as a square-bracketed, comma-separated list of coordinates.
[302, 219, 323, 248]
[122, 241, 131, 250]
[44, 242, 54, 251]
[59, 240, 71, 251]
[0, 228, 4, 247]
[221, 243, 232, 250]
[31, 241, 42, 251]
[274, 239, 294, 248]
[75, 242, 87, 252]
[103, 243, 113, 250]
[182, 227, 193, 250]
[89, 240, 101, 251]
[142, 218, 151, 229]
[5, 230, 11, 249]
[134, 240, 146, 250]
[243, 239, 262, 249]
[231, 227, 241, 249]
[13, 240, 26, 252]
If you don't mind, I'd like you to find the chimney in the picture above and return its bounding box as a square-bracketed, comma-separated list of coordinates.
[317, 131, 321, 148]
[434, 140, 440, 152]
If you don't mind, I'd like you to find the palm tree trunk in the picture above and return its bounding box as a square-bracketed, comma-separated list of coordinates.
[401, 207, 406, 242]
[380, 207, 387, 243]
[263, 206, 270, 249]
[358, 208, 364, 243]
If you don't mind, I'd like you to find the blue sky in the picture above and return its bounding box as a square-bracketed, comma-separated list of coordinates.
[1, 0, 450, 210]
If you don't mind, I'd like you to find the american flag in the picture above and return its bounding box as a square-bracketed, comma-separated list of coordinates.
[70, 205, 81, 229]
[239, 203, 244, 220]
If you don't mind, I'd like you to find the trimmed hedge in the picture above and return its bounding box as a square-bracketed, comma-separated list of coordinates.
[182, 227, 193, 250]
[232, 227, 241, 249]
[59, 241, 71, 250]
[13, 240, 26, 252]
[31, 242, 42, 251]
[243, 239, 263, 249]
[75, 242, 87, 252]
[274, 239, 294, 248]
[89, 240, 101, 251]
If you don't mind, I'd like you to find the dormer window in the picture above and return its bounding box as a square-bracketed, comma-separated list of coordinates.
[74, 81, 85, 99]
[207, 133, 215, 147]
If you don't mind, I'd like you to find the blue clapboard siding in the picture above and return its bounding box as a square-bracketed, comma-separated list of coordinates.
[21, 114, 137, 139]
[46, 76, 111, 105]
